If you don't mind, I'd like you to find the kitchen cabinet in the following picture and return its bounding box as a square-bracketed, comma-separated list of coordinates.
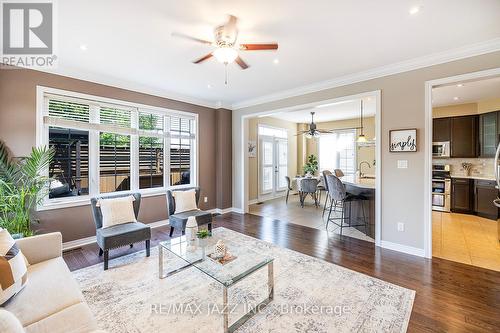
[450, 116, 479, 158]
[474, 180, 499, 220]
[479, 112, 498, 157]
[451, 178, 474, 213]
[433, 118, 451, 142]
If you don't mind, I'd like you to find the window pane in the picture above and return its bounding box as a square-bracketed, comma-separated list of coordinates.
[100, 106, 131, 128]
[262, 167, 273, 191]
[48, 99, 89, 123]
[99, 133, 131, 193]
[139, 136, 164, 189]
[263, 142, 273, 165]
[170, 116, 192, 186]
[48, 127, 89, 198]
[258, 126, 287, 138]
[139, 111, 163, 131]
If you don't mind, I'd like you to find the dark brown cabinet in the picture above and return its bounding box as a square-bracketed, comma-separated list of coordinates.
[474, 180, 499, 220]
[433, 118, 451, 142]
[450, 116, 479, 158]
[451, 178, 473, 213]
[479, 112, 499, 157]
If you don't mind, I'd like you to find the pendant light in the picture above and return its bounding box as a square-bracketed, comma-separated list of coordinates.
[357, 100, 367, 143]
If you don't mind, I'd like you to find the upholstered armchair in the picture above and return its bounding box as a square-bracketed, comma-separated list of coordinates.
[90, 192, 151, 270]
[166, 187, 213, 237]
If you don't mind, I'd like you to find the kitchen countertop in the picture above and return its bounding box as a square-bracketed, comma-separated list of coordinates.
[340, 175, 376, 189]
[450, 174, 496, 181]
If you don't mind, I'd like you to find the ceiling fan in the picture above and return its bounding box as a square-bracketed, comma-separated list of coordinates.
[172, 15, 278, 82]
[296, 112, 334, 139]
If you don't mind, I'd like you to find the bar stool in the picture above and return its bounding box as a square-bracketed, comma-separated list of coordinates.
[325, 174, 368, 235]
[322, 170, 333, 217]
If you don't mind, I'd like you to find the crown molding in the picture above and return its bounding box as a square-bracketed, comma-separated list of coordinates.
[231, 38, 500, 110]
[31, 67, 220, 109]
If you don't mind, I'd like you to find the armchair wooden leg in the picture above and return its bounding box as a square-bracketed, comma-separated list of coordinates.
[145, 240, 151, 257]
[169, 227, 174, 237]
[103, 250, 109, 270]
[98, 248, 103, 256]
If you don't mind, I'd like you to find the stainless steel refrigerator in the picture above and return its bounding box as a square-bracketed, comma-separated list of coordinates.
[494, 143, 500, 242]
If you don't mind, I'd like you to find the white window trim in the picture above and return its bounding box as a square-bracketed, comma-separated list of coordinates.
[36, 85, 199, 211]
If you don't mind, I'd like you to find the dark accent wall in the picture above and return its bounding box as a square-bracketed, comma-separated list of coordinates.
[215, 109, 232, 209]
[0, 68, 232, 242]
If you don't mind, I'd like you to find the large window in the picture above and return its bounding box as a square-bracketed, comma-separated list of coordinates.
[319, 129, 356, 176]
[40, 87, 197, 208]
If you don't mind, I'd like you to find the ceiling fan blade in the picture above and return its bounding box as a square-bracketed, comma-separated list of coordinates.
[172, 32, 213, 45]
[240, 43, 278, 51]
[235, 56, 249, 69]
[192, 53, 213, 64]
[317, 129, 334, 134]
[294, 131, 309, 136]
[226, 15, 238, 30]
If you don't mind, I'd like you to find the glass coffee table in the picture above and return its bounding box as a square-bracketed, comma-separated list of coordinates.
[158, 235, 274, 333]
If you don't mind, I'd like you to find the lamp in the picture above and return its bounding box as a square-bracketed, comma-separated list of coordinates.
[213, 47, 238, 64]
[357, 100, 366, 143]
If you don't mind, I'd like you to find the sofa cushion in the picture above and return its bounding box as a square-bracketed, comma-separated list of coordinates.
[96, 222, 151, 249]
[24, 302, 96, 333]
[98, 195, 137, 228]
[3, 257, 84, 327]
[0, 228, 28, 305]
[0, 309, 25, 333]
[169, 210, 212, 229]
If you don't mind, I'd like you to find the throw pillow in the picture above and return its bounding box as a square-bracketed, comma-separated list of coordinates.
[99, 196, 137, 228]
[0, 229, 28, 306]
[172, 190, 197, 213]
[0, 309, 25, 333]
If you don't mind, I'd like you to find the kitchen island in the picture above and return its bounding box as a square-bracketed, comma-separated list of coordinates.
[340, 175, 376, 239]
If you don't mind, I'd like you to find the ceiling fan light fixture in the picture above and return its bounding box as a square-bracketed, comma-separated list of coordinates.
[213, 47, 238, 64]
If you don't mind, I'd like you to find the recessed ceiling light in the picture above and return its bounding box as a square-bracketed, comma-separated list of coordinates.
[79, 44, 88, 51]
[453, 97, 459, 101]
[457, 84, 464, 87]
[273, 58, 279, 64]
[409, 6, 421, 15]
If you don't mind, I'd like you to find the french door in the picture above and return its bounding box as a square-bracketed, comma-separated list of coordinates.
[259, 136, 288, 198]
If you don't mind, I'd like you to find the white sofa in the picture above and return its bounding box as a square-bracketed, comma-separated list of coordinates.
[1, 232, 99, 333]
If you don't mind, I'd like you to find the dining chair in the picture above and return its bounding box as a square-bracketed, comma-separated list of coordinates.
[285, 176, 293, 204]
[334, 169, 344, 177]
[298, 178, 319, 208]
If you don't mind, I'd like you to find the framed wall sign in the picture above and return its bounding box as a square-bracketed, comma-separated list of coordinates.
[389, 128, 417, 152]
[248, 140, 257, 158]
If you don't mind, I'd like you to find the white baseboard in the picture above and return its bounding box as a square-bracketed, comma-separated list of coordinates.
[208, 207, 235, 215]
[380, 240, 425, 258]
[248, 199, 259, 205]
[62, 219, 170, 251]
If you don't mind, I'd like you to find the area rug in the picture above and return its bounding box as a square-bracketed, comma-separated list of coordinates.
[73, 227, 415, 333]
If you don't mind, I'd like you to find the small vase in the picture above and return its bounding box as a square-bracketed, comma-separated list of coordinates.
[185, 216, 198, 251]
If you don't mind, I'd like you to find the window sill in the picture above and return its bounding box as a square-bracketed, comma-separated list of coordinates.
[36, 185, 194, 211]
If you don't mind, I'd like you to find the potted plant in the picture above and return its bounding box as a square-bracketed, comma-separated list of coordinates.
[303, 154, 319, 176]
[196, 229, 211, 248]
[0, 141, 54, 238]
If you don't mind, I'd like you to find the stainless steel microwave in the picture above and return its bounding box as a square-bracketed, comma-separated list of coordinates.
[432, 141, 450, 158]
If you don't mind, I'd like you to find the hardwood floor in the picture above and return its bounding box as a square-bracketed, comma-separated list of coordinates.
[63, 212, 500, 332]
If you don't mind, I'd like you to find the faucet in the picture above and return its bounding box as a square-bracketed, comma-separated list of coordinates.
[358, 161, 371, 178]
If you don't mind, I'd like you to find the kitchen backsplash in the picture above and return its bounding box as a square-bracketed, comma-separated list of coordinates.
[433, 158, 495, 178]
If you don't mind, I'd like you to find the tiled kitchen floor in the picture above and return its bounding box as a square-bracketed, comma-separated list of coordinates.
[433, 211, 500, 271]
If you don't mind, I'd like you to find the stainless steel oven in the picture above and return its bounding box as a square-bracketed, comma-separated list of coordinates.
[432, 179, 451, 212]
[432, 164, 451, 212]
[433, 141, 450, 158]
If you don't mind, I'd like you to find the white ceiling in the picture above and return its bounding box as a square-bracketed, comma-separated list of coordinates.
[268, 98, 376, 123]
[432, 76, 500, 107]
[46, 0, 500, 108]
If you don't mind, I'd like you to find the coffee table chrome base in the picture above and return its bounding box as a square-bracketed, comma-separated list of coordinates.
[158, 244, 204, 279]
[223, 261, 274, 333]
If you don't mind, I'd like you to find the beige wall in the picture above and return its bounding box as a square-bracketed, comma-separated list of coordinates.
[301, 117, 376, 173]
[248, 116, 298, 201]
[0, 68, 232, 242]
[433, 97, 500, 118]
[233, 51, 500, 251]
